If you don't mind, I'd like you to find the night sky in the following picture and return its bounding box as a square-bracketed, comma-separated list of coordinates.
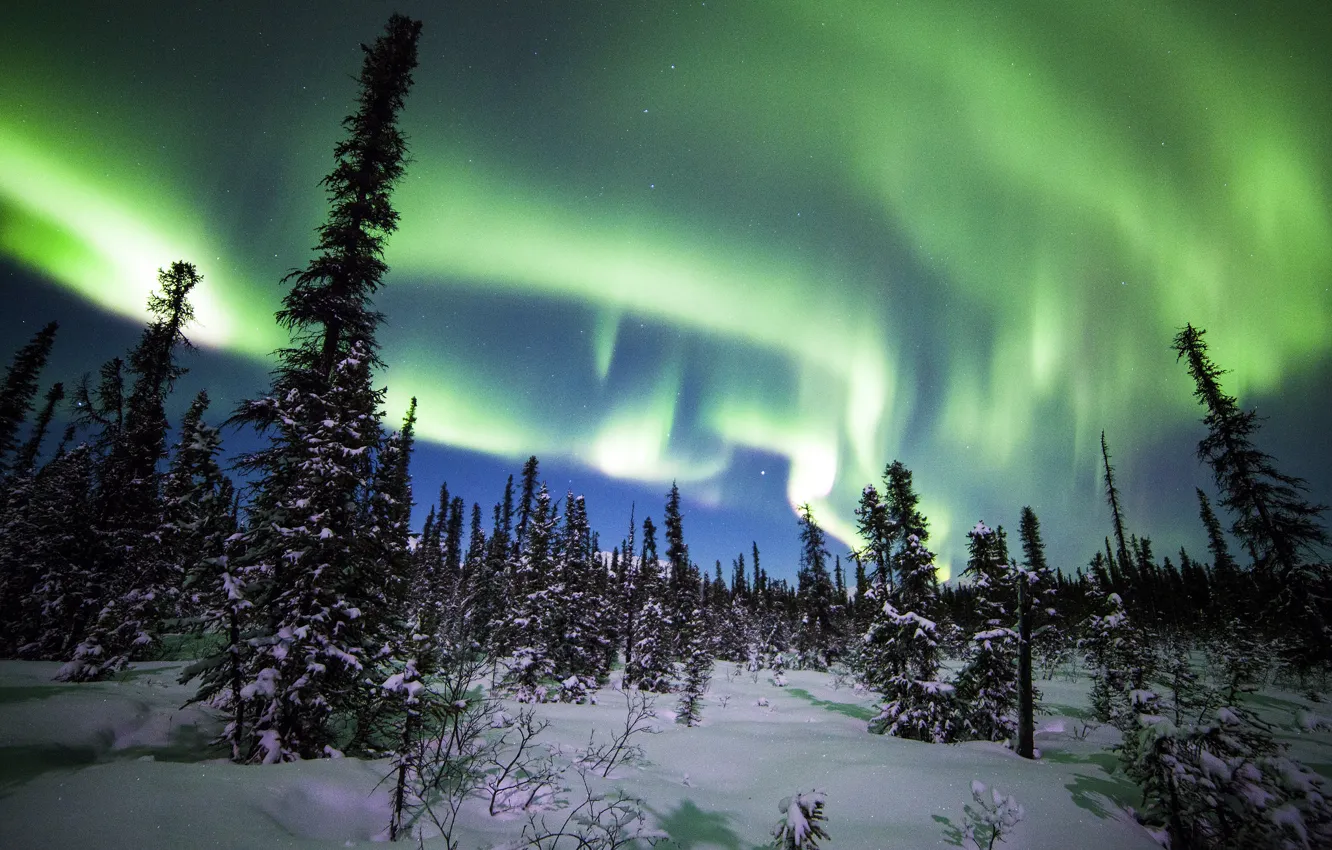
[2, 1, 1329, 581]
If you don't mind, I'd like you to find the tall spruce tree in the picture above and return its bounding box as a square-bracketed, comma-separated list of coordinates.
[1197, 488, 1245, 621]
[617, 503, 638, 669]
[862, 463, 956, 741]
[864, 534, 956, 741]
[168, 395, 248, 759]
[503, 483, 559, 701]
[218, 15, 422, 760]
[855, 484, 892, 591]
[1015, 506, 1057, 759]
[663, 481, 697, 654]
[795, 503, 835, 669]
[1173, 324, 1329, 666]
[626, 515, 672, 692]
[1100, 432, 1133, 577]
[364, 398, 418, 655]
[1173, 324, 1329, 576]
[162, 391, 236, 621]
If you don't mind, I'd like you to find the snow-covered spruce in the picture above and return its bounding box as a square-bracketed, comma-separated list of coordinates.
[774, 790, 830, 849]
[230, 345, 382, 761]
[500, 484, 560, 703]
[862, 535, 961, 742]
[1122, 703, 1332, 849]
[675, 624, 713, 727]
[952, 522, 1019, 744]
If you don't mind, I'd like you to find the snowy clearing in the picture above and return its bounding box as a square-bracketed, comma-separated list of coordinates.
[2, 658, 1327, 849]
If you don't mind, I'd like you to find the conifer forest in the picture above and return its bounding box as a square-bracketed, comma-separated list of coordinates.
[2, 5, 1331, 849]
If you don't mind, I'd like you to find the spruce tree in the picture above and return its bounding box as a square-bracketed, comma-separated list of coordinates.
[1174, 324, 1329, 668]
[953, 522, 1018, 743]
[219, 15, 421, 759]
[854, 484, 892, 591]
[864, 534, 956, 741]
[1015, 506, 1057, 759]
[676, 625, 713, 727]
[239, 343, 387, 760]
[1197, 488, 1245, 622]
[472, 480, 514, 651]
[0, 379, 65, 657]
[12, 382, 64, 475]
[550, 492, 607, 697]
[162, 391, 236, 622]
[502, 484, 559, 701]
[795, 503, 835, 669]
[59, 263, 200, 681]
[884, 460, 928, 547]
[352, 398, 418, 749]
[617, 504, 638, 669]
[0, 321, 58, 477]
[415, 503, 444, 620]
[663, 481, 697, 655]
[514, 455, 540, 554]
[860, 463, 955, 741]
[444, 495, 465, 578]
[5, 440, 96, 659]
[752, 541, 766, 608]
[625, 515, 672, 692]
[1173, 324, 1329, 577]
[167, 395, 248, 759]
[1100, 432, 1133, 577]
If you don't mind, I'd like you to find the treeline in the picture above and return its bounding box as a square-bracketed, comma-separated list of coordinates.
[1, 11, 1331, 846]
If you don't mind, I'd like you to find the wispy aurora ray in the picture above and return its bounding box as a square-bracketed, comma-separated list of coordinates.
[2, 0, 1328, 575]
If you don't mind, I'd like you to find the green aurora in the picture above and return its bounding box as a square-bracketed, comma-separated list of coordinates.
[2, 0, 1329, 576]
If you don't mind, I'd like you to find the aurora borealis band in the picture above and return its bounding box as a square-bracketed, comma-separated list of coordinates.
[1, 1, 1329, 578]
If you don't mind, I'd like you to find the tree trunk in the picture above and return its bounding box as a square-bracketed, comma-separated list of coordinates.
[1017, 578, 1034, 759]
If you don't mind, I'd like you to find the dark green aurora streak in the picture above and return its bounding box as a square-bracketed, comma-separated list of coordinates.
[2, 1, 1329, 576]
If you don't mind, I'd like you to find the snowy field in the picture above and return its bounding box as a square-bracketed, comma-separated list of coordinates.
[2, 658, 1329, 849]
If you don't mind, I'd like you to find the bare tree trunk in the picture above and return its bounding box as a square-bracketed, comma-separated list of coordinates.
[1017, 578, 1034, 759]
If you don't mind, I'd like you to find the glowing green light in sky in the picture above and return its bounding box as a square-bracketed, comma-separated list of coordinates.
[3, 0, 1329, 575]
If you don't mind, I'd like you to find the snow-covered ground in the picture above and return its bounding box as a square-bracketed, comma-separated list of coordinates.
[1, 659, 1328, 848]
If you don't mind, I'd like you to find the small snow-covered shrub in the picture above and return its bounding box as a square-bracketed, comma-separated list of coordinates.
[870, 678, 962, 743]
[513, 771, 664, 849]
[557, 675, 597, 704]
[1295, 709, 1332, 733]
[962, 780, 1023, 850]
[773, 790, 829, 849]
[827, 663, 853, 691]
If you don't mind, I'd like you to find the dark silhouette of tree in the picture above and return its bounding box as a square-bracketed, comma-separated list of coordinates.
[59, 263, 199, 681]
[0, 321, 58, 477]
[1100, 432, 1132, 576]
[1172, 324, 1328, 582]
[1173, 324, 1329, 669]
[12, 382, 64, 474]
[217, 15, 422, 759]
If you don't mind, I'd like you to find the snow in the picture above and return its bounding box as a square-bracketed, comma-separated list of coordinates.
[0, 658, 1285, 849]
